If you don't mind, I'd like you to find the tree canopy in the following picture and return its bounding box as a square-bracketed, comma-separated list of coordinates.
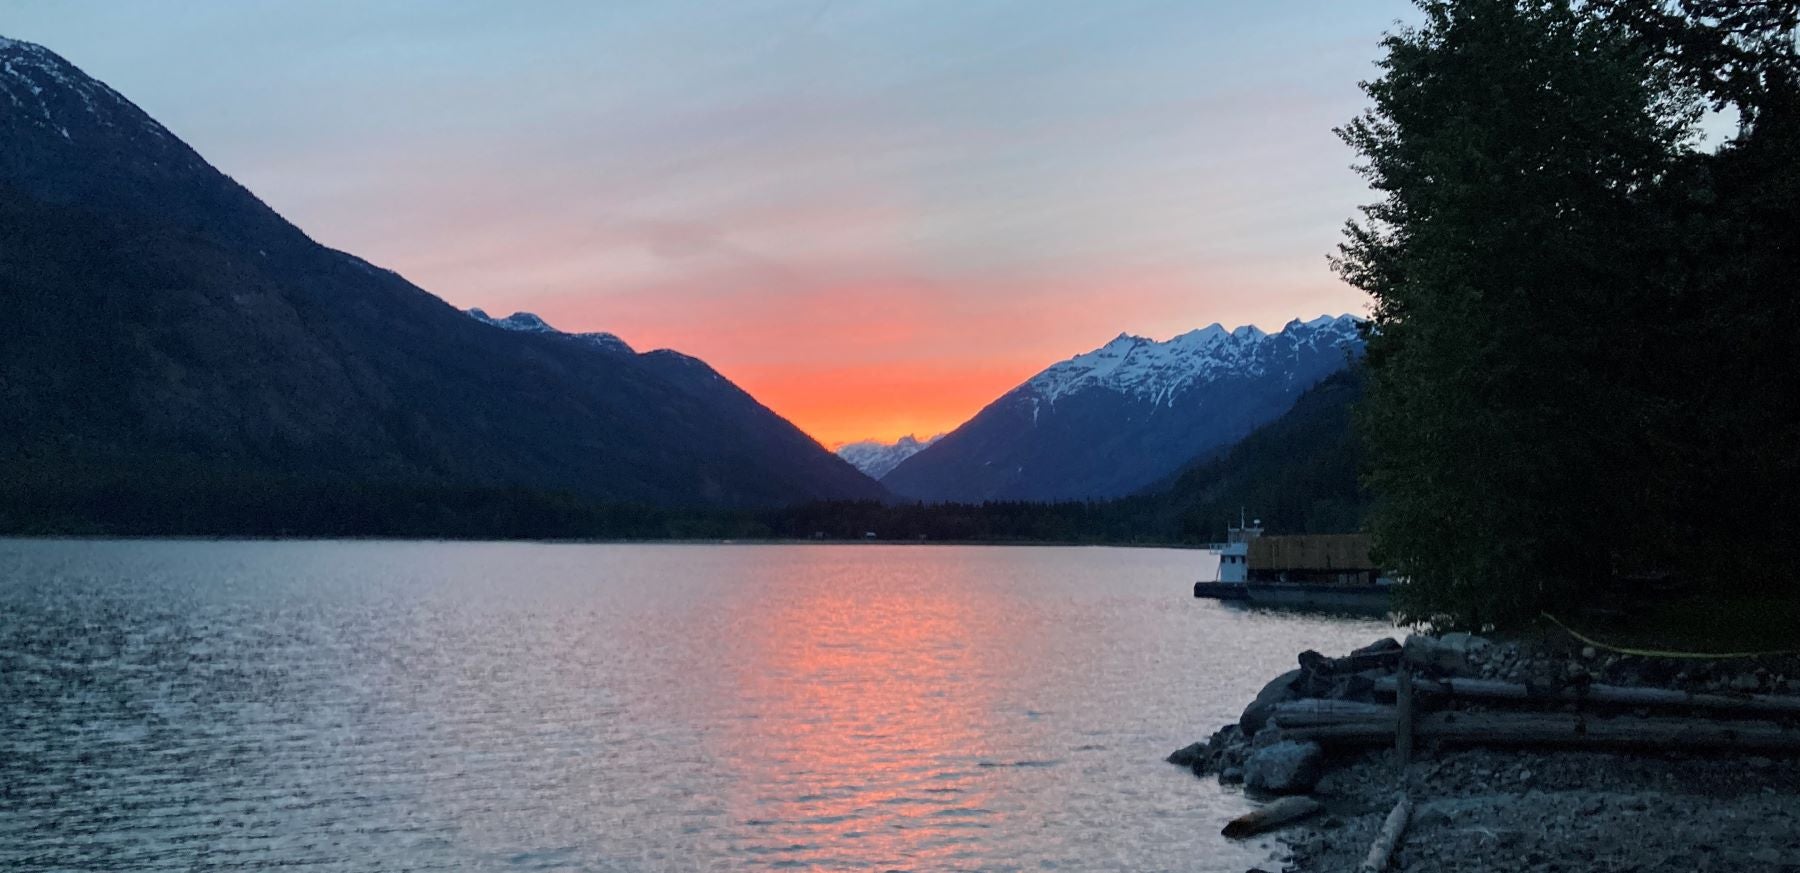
[1341, 0, 1800, 628]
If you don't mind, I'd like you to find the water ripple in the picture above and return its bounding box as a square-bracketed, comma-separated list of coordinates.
[0, 539, 1387, 871]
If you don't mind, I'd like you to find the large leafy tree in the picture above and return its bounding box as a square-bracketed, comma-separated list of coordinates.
[1338, 0, 1705, 627]
[1599, 1, 1800, 593]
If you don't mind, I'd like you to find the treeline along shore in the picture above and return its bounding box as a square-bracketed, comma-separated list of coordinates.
[0, 371, 1368, 542]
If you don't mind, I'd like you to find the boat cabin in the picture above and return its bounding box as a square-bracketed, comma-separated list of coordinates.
[1214, 515, 1263, 583]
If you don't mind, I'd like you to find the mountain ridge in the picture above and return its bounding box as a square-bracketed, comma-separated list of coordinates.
[0, 34, 885, 514]
[881, 315, 1363, 501]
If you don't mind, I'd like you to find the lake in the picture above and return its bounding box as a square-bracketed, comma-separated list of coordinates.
[0, 540, 1389, 871]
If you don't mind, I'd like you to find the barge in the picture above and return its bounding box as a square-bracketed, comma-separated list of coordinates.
[1195, 515, 1393, 613]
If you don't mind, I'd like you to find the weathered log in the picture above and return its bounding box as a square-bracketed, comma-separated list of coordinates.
[1395, 667, 1414, 770]
[1279, 708, 1800, 751]
[1221, 795, 1324, 838]
[1267, 699, 1395, 726]
[1372, 675, 1800, 715]
[1329, 650, 1405, 674]
[1357, 794, 1412, 873]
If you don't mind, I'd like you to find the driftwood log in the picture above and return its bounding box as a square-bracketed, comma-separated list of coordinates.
[1265, 699, 1395, 725]
[1396, 667, 1414, 770]
[1372, 675, 1800, 716]
[1357, 794, 1412, 873]
[1273, 706, 1800, 751]
[1221, 796, 1324, 838]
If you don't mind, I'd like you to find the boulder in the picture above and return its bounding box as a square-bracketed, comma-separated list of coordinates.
[1166, 742, 1207, 767]
[1405, 632, 1491, 674]
[1353, 637, 1403, 657]
[1242, 740, 1325, 794]
[1239, 668, 1306, 734]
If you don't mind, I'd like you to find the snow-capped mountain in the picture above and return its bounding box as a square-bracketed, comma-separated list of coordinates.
[882, 315, 1363, 501]
[466, 309, 636, 355]
[1027, 315, 1356, 407]
[835, 434, 942, 479]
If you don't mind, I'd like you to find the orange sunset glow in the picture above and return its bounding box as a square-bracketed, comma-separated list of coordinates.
[6, 3, 1401, 447]
[514, 261, 1364, 445]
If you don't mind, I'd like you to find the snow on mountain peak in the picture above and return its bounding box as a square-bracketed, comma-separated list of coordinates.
[1024, 314, 1360, 407]
[1, 35, 170, 143]
[835, 433, 943, 479]
[465, 308, 635, 355]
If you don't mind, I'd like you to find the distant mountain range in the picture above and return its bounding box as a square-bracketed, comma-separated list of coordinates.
[881, 316, 1363, 502]
[835, 434, 942, 479]
[0, 35, 884, 517]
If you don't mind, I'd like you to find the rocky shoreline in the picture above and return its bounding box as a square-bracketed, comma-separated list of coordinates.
[1172, 635, 1800, 872]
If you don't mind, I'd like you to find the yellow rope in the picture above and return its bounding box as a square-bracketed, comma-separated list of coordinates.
[1541, 612, 1800, 660]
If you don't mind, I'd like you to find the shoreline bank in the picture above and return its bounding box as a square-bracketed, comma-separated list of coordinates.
[1174, 634, 1800, 872]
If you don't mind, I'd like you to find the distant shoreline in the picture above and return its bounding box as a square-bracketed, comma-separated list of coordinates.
[0, 534, 1207, 549]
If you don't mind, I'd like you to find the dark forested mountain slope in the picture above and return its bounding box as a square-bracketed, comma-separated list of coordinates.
[1142, 366, 1367, 540]
[758, 368, 1369, 543]
[0, 36, 882, 516]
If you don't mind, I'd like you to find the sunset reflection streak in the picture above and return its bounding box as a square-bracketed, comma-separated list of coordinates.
[715, 550, 1017, 869]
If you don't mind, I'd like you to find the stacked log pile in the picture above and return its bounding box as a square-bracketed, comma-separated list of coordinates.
[1172, 633, 1800, 851]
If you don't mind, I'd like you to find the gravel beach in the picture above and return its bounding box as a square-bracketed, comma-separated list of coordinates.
[1280, 745, 1800, 872]
[1174, 635, 1800, 872]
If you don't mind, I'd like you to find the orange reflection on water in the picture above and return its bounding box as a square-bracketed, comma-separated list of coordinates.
[713, 549, 1024, 870]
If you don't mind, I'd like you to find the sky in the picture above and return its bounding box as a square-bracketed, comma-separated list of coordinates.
[2, 0, 1417, 445]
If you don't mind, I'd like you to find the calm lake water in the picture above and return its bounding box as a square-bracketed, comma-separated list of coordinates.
[0, 540, 1389, 872]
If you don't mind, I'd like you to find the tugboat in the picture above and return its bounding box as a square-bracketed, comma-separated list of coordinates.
[1192, 510, 1261, 600]
[1194, 512, 1393, 613]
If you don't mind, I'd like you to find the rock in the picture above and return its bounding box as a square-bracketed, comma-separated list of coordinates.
[1580, 646, 1597, 660]
[1239, 668, 1305, 734]
[1405, 633, 1490, 673]
[1752, 848, 1782, 865]
[1336, 671, 1378, 700]
[1252, 726, 1285, 749]
[1353, 637, 1402, 657]
[1243, 740, 1324, 794]
[1748, 756, 1774, 770]
[1167, 741, 1207, 767]
[1220, 766, 1244, 784]
[1298, 649, 1329, 673]
[1731, 673, 1762, 692]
